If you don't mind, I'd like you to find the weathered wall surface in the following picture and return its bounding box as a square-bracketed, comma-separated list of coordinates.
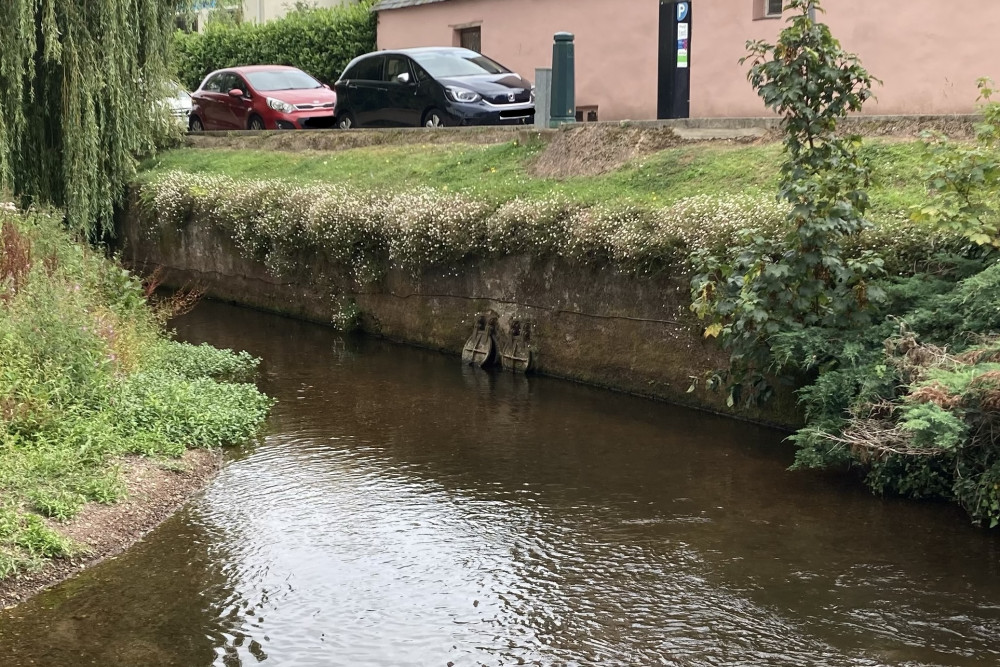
[119, 202, 800, 428]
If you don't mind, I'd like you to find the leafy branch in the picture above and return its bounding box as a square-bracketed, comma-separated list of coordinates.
[690, 0, 884, 406]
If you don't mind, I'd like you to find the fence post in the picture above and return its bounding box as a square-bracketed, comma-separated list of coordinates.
[534, 67, 552, 128]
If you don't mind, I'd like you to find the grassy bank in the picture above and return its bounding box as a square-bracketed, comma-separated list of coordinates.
[141, 138, 930, 223]
[0, 208, 272, 578]
[139, 137, 960, 285]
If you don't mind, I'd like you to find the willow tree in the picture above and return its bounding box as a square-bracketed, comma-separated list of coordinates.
[0, 0, 183, 235]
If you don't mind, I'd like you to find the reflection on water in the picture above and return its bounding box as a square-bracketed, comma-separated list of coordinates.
[2, 301, 1000, 666]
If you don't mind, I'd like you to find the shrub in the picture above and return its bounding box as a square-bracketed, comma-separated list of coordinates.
[173, 2, 377, 90]
[0, 207, 273, 577]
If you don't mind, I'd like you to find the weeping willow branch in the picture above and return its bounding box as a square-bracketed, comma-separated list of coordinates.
[0, 0, 186, 236]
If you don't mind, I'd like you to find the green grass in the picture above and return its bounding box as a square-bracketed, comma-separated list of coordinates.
[140, 138, 933, 223]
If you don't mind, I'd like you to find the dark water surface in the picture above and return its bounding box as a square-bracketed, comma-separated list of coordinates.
[2, 301, 1000, 666]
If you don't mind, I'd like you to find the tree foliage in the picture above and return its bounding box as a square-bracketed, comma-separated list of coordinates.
[0, 0, 184, 235]
[687, 0, 1000, 526]
[172, 2, 377, 92]
[690, 0, 883, 405]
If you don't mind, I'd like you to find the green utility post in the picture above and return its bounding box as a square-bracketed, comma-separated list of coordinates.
[549, 32, 575, 127]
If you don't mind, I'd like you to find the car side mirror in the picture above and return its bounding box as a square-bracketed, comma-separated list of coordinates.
[395, 72, 411, 84]
[322, 83, 331, 90]
[228, 88, 245, 98]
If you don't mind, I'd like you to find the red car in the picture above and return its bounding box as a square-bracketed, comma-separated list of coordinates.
[189, 65, 337, 131]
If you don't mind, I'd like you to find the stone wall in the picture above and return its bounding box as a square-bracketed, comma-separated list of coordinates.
[119, 200, 800, 428]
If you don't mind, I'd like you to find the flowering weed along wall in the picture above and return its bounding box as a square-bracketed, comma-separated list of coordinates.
[125, 171, 959, 426]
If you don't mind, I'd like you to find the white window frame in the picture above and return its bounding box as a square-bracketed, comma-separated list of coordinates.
[754, 0, 783, 20]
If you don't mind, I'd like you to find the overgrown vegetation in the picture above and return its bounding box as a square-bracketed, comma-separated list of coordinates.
[173, 1, 377, 91]
[139, 130, 960, 285]
[687, 0, 1000, 527]
[0, 0, 184, 236]
[141, 166, 962, 287]
[0, 208, 272, 577]
[782, 79, 1000, 526]
[142, 139, 932, 222]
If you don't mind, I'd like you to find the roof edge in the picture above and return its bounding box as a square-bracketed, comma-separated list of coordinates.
[372, 0, 452, 12]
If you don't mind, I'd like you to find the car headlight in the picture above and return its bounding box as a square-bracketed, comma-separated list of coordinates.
[267, 97, 294, 113]
[530, 86, 536, 103]
[445, 86, 481, 103]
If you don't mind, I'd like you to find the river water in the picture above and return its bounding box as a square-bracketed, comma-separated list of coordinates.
[2, 301, 1000, 666]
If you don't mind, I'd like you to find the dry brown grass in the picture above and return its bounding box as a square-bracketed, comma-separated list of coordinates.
[142, 266, 204, 322]
[529, 124, 682, 179]
[186, 126, 539, 153]
[908, 382, 963, 409]
[0, 220, 32, 302]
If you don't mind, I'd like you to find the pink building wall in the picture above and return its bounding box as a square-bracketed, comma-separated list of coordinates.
[695, 0, 1000, 117]
[377, 0, 1000, 120]
[375, 0, 660, 121]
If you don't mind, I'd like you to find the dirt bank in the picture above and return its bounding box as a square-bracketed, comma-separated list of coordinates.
[183, 114, 980, 153]
[185, 125, 543, 152]
[529, 124, 683, 178]
[0, 449, 222, 610]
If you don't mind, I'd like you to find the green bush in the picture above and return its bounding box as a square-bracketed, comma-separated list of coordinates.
[681, 0, 1000, 528]
[0, 207, 273, 577]
[173, 2, 377, 91]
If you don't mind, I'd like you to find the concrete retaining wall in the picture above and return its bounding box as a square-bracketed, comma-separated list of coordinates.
[119, 201, 801, 428]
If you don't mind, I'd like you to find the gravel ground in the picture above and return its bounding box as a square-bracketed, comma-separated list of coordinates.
[0, 449, 223, 610]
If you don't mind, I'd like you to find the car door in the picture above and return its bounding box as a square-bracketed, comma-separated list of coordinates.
[381, 56, 422, 127]
[196, 73, 229, 130]
[214, 72, 243, 130]
[225, 73, 254, 129]
[349, 55, 387, 127]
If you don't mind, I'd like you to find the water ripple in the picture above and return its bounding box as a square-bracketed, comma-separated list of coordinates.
[2, 301, 1000, 667]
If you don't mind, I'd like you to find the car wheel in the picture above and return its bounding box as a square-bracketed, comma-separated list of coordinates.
[338, 112, 356, 130]
[189, 116, 204, 132]
[423, 109, 447, 128]
[248, 115, 266, 131]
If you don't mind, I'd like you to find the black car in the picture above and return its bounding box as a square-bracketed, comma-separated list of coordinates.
[334, 47, 534, 129]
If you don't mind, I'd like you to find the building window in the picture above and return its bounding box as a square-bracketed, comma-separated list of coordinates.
[457, 26, 482, 53]
[753, 0, 783, 20]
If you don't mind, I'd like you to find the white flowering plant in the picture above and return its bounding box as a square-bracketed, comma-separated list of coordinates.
[142, 171, 818, 282]
[142, 170, 966, 286]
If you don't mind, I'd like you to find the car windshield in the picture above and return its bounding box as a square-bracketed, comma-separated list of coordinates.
[410, 50, 510, 78]
[245, 69, 321, 91]
[171, 83, 191, 103]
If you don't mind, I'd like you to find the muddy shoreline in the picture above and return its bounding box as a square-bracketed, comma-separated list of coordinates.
[0, 449, 223, 610]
